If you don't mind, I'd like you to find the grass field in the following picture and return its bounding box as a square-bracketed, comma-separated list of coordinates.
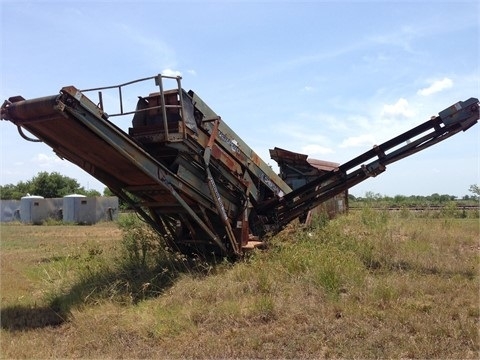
[1, 210, 479, 359]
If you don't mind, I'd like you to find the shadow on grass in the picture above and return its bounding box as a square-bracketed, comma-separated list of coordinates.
[1, 256, 222, 332]
[1, 304, 65, 331]
[365, 258, 476, 280]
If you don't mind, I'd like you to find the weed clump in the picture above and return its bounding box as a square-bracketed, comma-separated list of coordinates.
[41, 213, 219, 317]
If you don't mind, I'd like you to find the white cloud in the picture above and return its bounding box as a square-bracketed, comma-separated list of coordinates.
[346, 115, 372, 131]
[381, 98, 415, 119]
[187, 69, 197, 76]
[339, 134, 377, 148]
[161, 68, 182, 77]
[31, 153, 63, 168]
[369, 25, 417, 53]
[301, 144, 334, 156]
[303, 86, 315, 92]
[417, 77, 453, 96]
[113, 24, 177, 72]
[276, 122, 331, 144]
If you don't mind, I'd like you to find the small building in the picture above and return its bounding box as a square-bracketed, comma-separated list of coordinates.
[19, 196, 63, 224]
[270, 147, 348, 223]
[20, 195, 46, 224]
[63, 195, 118, 224]
[1, 196, 119, 224]
[0, 200, 21, 222]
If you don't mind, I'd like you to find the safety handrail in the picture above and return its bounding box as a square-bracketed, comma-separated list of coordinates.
[81, 74, 185, 141]
[80, 74, 183, 118]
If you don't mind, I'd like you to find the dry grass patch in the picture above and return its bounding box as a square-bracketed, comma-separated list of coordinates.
[1, 211, 479, 358]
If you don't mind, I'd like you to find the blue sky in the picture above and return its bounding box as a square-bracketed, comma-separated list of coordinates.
[1, 0, 478, 197]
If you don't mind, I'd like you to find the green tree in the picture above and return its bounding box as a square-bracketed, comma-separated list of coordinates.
[469, 184, 480, 200]
[83, 189, 101, 197]
[1, 184, 21, 199]
[0, 181, 32, 200]
[103, 187, 115, 197]
[103, 187, 133, 210]
[30, 172, 80, 198]
[393, 194, 407, 205]
[364, 191, 382, 201]
[1, 172, 103, 199]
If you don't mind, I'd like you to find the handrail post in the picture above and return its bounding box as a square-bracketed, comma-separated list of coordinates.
[176, 76, 185, 138]
[98, 91, 103, 111]
[118, 86, 123, 114]
[155, 74, 169, 140]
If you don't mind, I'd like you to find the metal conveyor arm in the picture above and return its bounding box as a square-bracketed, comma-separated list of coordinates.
[261, 97, 479, 232]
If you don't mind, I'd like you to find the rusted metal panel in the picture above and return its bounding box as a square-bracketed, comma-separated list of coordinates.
[188, 90, 292, 197]
[270, 147, 348, 221]
[307, 158, 340, 172]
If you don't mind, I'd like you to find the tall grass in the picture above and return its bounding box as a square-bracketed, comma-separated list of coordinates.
[42, 213, 223, 315]
[1, 209, 478, 358]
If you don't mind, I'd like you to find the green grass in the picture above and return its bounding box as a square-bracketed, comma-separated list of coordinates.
[1, 210, 479, 358]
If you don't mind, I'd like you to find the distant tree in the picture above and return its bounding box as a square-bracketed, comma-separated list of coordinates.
[1, 181, 30, 200]
[103, 187, 115, 197]
[469, 184, 480, 200]
[393, 194, 407, 205]
[447, 194, 456, 201]
[0, 172, 99, 199]
[103, 186, 130, 209]
[30, 172, 80, 198]
[428, 193, 456, 204]
[364, 191, 382, 201]
[83, 189, 101, 197]
[0, 184, 17, 200]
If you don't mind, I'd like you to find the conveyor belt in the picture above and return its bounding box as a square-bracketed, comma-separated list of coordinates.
[9, 98, 162, 188]
[1, 86, 230, 252]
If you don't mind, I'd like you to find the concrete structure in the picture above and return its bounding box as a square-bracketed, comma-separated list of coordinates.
[63, 195, 118, 224]
[0, 196, 118, 224]
[0, 200, 21, 222]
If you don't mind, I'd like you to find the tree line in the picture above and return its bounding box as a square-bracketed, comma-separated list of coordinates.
[0, 172, 103, 200]
[350, 184, 479, 207]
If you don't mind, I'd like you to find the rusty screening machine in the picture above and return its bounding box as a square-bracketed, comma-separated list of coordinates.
[1, 75, 479, 256]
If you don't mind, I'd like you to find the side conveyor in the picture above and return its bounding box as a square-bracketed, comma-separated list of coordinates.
[260, 97, 479, 232]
